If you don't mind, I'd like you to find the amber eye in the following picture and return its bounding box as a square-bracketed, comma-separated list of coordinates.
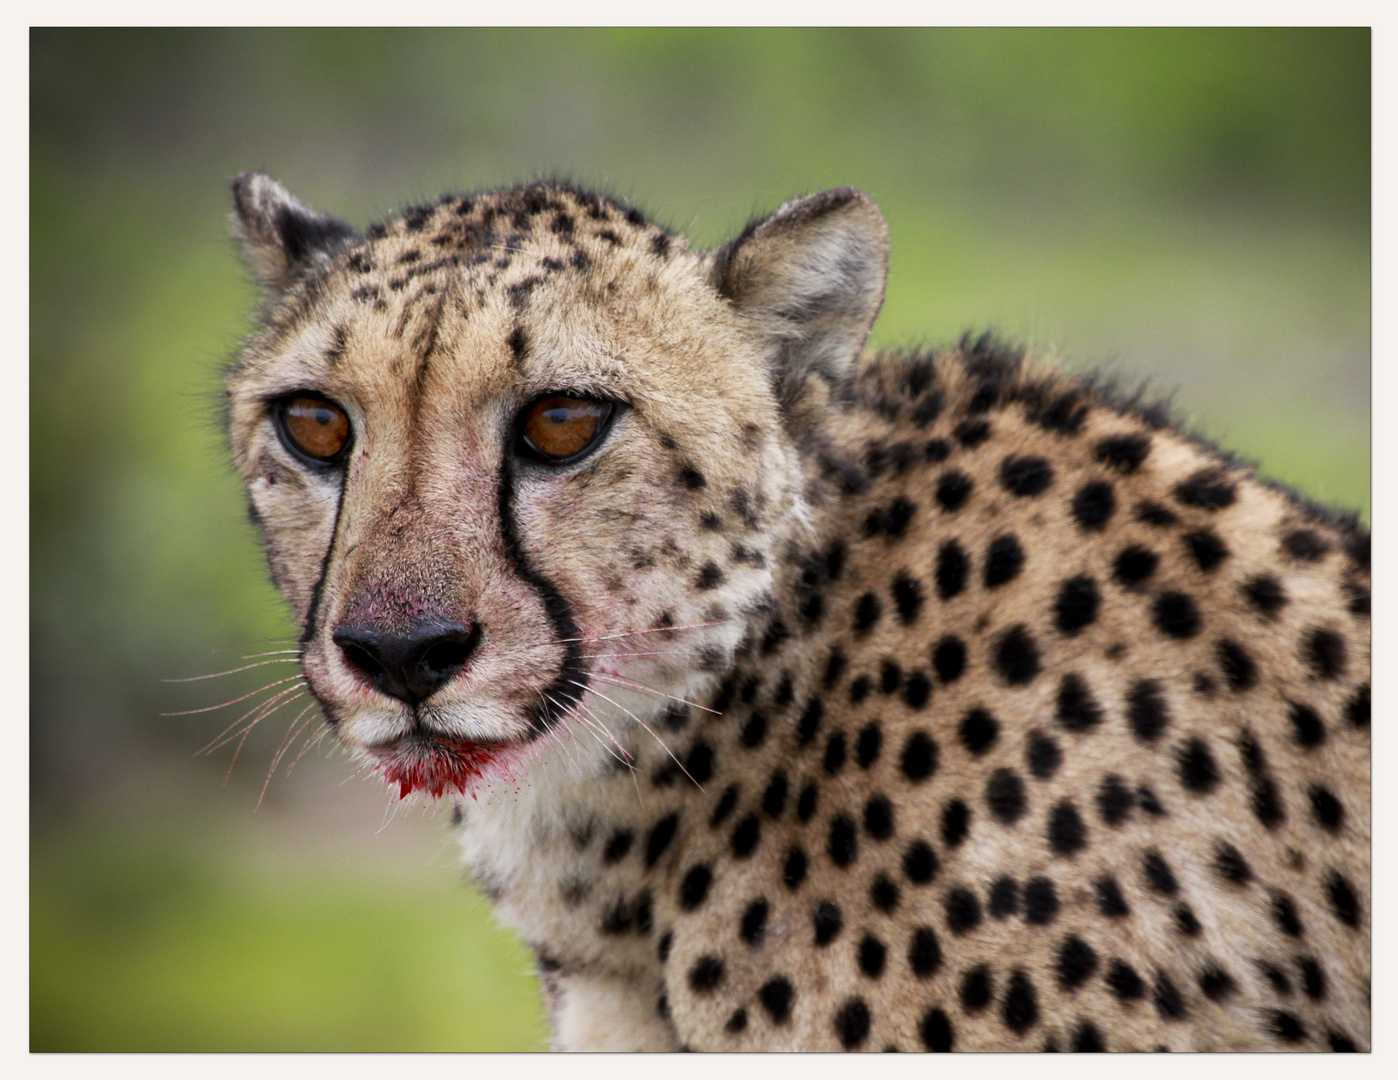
[277, 396, 351, 463]
[518, 396, 614, 462]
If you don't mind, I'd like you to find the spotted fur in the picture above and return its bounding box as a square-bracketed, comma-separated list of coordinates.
[226, 174, 1370, 1051]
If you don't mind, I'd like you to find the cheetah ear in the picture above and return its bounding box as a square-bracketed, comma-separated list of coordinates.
[230, 172, 359, 292]
[710, 188, 888, 430]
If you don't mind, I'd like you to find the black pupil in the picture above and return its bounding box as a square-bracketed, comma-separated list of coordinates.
[314, 407, 334, 426]
[543, 406, 571, 425]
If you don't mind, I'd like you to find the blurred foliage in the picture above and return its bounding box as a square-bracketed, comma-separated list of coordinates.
[31, 28, 1368, 1052]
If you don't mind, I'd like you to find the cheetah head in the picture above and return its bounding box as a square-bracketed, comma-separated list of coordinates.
[226, 175, 887, 798]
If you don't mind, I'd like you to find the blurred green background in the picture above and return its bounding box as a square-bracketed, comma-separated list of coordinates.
[31, 28, 1369, 1051]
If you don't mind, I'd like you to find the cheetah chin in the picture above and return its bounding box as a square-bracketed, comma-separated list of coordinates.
[224, 173, 1368, 1052]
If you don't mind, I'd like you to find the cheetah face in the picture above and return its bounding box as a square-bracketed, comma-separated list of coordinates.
[226, 176, 887, 798]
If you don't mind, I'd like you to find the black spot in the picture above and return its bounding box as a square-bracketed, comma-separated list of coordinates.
[796, 783, 818, 822]
[1213, 842, 1252, 886]
[1095, 433, 1151, 473]
[709, 786, 738, 828]
[1114, 545, 1159, 587]
[679, 465, 706, 489]
[924, 437, 952, 463]
[983, 535, 1025, 587]
[870, 874, 900, 913]
[1271, 892, 1303, 937]
[853, 592, 881, 634]
[1096, 876, 1130, 916]
[813, 900, 843, 945]
[799, 592, 824, 624]
[985, 768, 1027, 824]
[1026, 731, 1062, 779]
[1282, 528, 1330, 562]
[760, 620, 789, 655]
[797, 698, 823, 745]
[1310, 785, 1343, 832]
[679, 864, 711, 910]
[864, 795, 895, 841]
[1289, 702, 1326, 747]
[988, 876, 1020, 918]
[1097, 774, 1135, 826]
[1056, 672, 1103, 732]
[935, 470, 974, 512]
[1299, 956, 1327, 1000]
[689, 954, 725, 992]
[931, 636, 966, 683]
[879, 659, 903, 694]
[507, 326, 529, 361]
[960, 965, 994, 1011]
[834, 998, 871, 1048]
[1047, 800, 1087, 856]
[740, 898, 768, 947]
[685, 742, 713, 785]
[944, 887, 982, 934]
[731, 815, 760, 858]
[1154, 591, 1202, 639]
[828, 814, 858, 867]
[1242, 574, 1289, 617]
[903, 840, 938, 884]
[603, 829, 634, 864]
[855, 723, 882, 768]
[1266, 1010, 1307, 1044]
[1057, 936, 1098, 990]
[896, 924, 942, 984]
[1216, 639, 1257, 692]
[892, 573, 924, 623]
[1178, 738, 1221, 795]
[1001, 971, 1039, 1035]
[1136, 501, 1179, 527]
[758, 977, 794, 1024]
[940, 799, 970, 848]
[725, 1007, 748, 1034]
[1153, 972, 1187, 1020]
[1346, 684, 1370, 728]
[848, 676, 871, 704]
[1054, 575, 1100, 636]
[858, 934, 887, 978]
[645, 814, 678, 867]
[761, 772, 788, 818]
[1174, 903, 1203, 937]
[1251, 775, 1287, 829]
[696, 561, 725, 590]
[903, 671, 932, 709]
[1303, 628, 1347, 680]
[1259, 961, 1293, 996]
[1000, 455, 1054, 497]
[1184, 529, 1229, 572]
[953, 419, 991, 447]
[823, 731, 847, 775]
[900, 730, 939, 780]
[657, 930, 673, 963]
[1142, 851, 1178, 895]
[783, 846, 808, 890]
[1023, 877, 1059, 924]
[935, 540, 970, 599]
[740, 711, 768, 748]
[919, 1008, 953, 1051]
[884, 497, 916, 538]
[600, 897, 634, 934]
[1072, 1022, 1106, 1052]
[959, 708, 1000, 755]
[1326, 871, 1361, 928]
[1107, 959, 1146, 1001]
[1072, 481, 1116, 529]
[1198, 965, 1237, 1001]
[1127, 679, 1170, 742]
[1174, 468, 1236, 510]
[1328, 1031, 1358, 1052]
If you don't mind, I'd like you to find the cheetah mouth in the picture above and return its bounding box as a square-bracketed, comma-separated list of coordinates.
[367, 732, 518, 799]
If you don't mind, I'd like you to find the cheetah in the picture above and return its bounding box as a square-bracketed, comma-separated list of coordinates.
[225, 173, 1370, 1051]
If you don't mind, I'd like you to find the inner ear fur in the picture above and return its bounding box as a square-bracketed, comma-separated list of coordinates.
[710, 188, 889, 432]
[231, 172, 359, 292]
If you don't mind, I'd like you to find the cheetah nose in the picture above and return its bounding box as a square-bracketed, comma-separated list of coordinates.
[332, 621, 482, 706]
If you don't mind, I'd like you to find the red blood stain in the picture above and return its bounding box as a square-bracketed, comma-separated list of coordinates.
[373, 737, 507, 799]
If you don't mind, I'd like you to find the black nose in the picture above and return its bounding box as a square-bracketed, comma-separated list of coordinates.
[332, 621, 482, 706]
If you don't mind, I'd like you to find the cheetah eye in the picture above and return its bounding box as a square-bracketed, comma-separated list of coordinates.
[275, 395, 352, 464]
[517, 395, 615, 463]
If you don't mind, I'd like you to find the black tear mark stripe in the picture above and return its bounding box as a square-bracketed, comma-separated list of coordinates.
[299, 474, 351, 722]
[498, 452, 586, 737]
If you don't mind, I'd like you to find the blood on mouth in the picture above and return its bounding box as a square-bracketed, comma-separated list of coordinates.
[372, 734, 509, 799]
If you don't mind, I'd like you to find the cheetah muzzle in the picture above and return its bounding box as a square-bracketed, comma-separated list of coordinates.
[225, 173, 1370, 1051]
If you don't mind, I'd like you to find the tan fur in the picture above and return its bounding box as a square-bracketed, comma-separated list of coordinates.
[227, 176, 1369, 1052]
